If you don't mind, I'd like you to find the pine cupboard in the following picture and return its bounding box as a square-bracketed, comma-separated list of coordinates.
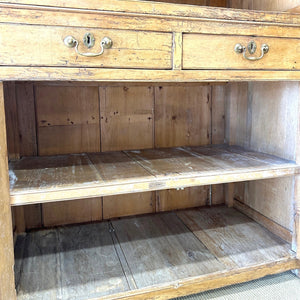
[0, 1, 300, 299]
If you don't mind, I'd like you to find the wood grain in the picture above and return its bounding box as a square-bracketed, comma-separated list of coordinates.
[155, 85, 211, 148]
[1, 0, 300, 26]
[36, 85, 100, 155]
[103, 192, 155, 220]
[100, 86, 154, 152]
[0, 24, 172, 69]
[14, 207, 299, 300]
[157, 187, 208, 212]
[9, 145, 299, 205]
[177, 207, 293, 268]
[112, 213, 225, 288]
[42, 198, 102, 226]
[0, 81, 16, 300]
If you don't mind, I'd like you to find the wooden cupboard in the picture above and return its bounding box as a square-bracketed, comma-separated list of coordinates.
[0, 0, 300, 299]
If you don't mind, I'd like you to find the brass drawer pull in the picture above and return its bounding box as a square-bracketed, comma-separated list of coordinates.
[64, 35, 113, 57]
[234, 41, 269, 61]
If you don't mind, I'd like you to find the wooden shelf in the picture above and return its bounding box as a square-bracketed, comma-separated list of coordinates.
[14, 206, 299, 300]
[9, 145, 299, 206]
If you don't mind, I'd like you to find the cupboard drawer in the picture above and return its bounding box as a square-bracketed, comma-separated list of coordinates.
[183, 34, 300, 70]
[0, 24, 172, 69]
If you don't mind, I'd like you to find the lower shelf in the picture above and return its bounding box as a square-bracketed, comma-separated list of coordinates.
[14, 206, 299, 300]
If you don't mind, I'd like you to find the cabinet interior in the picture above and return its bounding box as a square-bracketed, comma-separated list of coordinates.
[5, 79, 299, 299]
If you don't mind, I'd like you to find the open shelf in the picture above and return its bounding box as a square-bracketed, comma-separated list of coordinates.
[14, 206, 299, 300]
[9, 144, 299, 206]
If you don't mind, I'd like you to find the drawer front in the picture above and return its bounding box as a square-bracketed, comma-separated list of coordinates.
[0, 24, 172, 69]
[183, 34, 300, 70]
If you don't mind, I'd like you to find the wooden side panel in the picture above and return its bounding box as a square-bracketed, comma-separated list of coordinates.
[0, 82, 16, 300]
[103, 192, 155, 220]
[226, 82, 299, 231]
[155, 85, 212, 211]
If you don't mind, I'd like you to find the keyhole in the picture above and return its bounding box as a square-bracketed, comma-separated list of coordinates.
[247, 41, 257, 55]
[83, 33, 95, 48]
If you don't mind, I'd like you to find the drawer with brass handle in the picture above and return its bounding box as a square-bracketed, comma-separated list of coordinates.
[183, 34, 300, 70]
[0, 24, 173, 69]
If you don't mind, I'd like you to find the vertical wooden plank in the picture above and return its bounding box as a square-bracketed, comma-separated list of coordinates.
[101, 85, 154, 219]
[103, 192, 155, 219]
[157, 187, 208, 212]
[211, 85, 225, 205]
[211, 85, 225, 145]
[155, 85, 211, 148]
[155, 85, 211, 210]
[100, 85, 154, 152]
[0, 81, 16, 300]
[225, 82, 249, 147]
[173, 32, 182, 70]
[225, 183, 234, 208]
[15, 82, 37, 157]
[4, 82, 20, 160]
[42, 198, 102, 227]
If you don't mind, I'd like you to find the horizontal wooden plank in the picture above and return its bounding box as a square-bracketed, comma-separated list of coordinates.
[14, 206, 299, 300]
[1, 0, 300, 26]
[9, 145, 299, 205]
[4, 67, 300, 82]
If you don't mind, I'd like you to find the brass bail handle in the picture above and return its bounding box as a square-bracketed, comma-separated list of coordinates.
[234, 41, 269, 61]
[64, 35, 113, 57]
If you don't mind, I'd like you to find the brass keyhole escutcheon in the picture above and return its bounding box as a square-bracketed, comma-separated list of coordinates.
[247, 41, 257, 55]
[83, 33, 95, 48]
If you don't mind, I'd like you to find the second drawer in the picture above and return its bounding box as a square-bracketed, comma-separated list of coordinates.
[183, 33, 300, 70]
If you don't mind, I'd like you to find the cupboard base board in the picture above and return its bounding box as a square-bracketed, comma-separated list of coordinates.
[14, 206, 300, 300]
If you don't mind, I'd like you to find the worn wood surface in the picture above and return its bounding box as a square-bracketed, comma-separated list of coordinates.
[100, 86, 154, 152]
[1, 0, 300, 26]
[0, 82, 16, 300]
[42, 198, 102, 227]
[9, 145, 299, 205]
[157, 187, 208, 212]
[154, 85, 211, 148]
[36, 85, 100, 155]
[14, 206, 299, 300]
[183, 34, 300, 70]
[103, 193, 155, 220]
[177, 206, 293, 269]
[233, 199, 293, 243]
[112, 213, 224, 288]
[0, 24, 172, 69]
